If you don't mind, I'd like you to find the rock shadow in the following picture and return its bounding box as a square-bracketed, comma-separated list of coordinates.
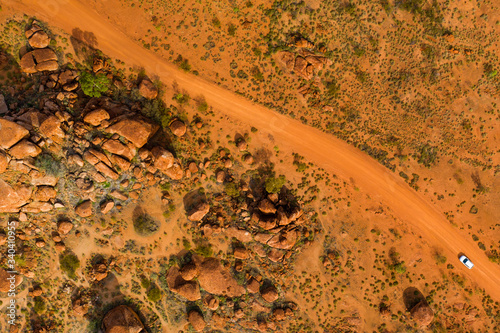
[403, 287, 426, 311]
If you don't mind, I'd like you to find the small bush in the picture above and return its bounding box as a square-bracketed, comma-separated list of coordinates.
[60, 252, 80, 280]
[133, 214, 159, 236]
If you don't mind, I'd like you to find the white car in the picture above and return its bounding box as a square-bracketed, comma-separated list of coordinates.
[459, 255, 474, 269]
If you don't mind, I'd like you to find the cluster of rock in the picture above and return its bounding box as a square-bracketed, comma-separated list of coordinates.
[167, 254, 295, 331]
[277, 38, 332, 80]
[189, 189, 306, 264]
[0, 117, 59, 213]
[20, 23, 59, 74]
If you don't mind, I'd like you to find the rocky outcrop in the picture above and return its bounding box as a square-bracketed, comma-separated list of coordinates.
[198, 258, 245, 297]
[166, 266, 201, 301]
[102, 305, 144, 333]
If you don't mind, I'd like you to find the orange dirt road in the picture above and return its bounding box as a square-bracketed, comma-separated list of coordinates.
[6, 0, 500, 301]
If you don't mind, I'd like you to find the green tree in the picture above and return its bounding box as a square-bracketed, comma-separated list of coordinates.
[265, 175, 286, 193]
[80, 71, 111, 97]
[59, 252, 80, 280]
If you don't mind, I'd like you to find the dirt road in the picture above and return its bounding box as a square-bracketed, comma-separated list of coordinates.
[6, 0, 500, 300]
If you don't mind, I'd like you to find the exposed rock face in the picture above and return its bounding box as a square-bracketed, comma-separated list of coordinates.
[169, 119, 187, 137]
[277, 51, 296, 71]
[33, 186, 57, 202]
[20, 48, 59, 73]
[267, 230, 297, 250]
[75, 200, 93, 217]
[0, 151, 9, 173]
[102, 305, 145, 333]
[0, 268, 23, 293]
[179, 263, 199, 281]
[258, 199, 276, 214]
[0, 119, 29, 149]
[106, 118, 159, 148]
[0, 180, 32, 213]
[164, 161, 184, 180]
[203, 294, 219, 310]
[138, 79, 158, 99]
[410, 301, 434, 326]
[151, 146, 174, 172]
[0, 94, 8, 114]
[186, 201, 209, 222]
[261, 285, 279, 303]
[9, 140, 41, 159]
[84, 108, 110, 126]
[102, 139, 134, 160]
[198, 258, 246, 297]
[166, 266, 201, 301]
[188, 310, 206, 332]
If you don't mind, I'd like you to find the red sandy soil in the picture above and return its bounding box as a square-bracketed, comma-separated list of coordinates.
[5, 0, 500, 301]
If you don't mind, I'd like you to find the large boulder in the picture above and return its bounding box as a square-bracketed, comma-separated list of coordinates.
[166, 266, 201, 301]
[9, 140, 42, 159]
[28, 31, 50, 49]
[0, 151, 9, 173]
[0, 94, 8, 114]
[138, 79, 158, 99]
[151, 146, 174, 171]
[197, 258, 246, 297]
[84, 108, 110, 126]
[188, 310, 206, 332]
[261, 285, 279, 303]
[169, 119, 187, 137]
[410, 301, 434, 326]
[163, 161, 184, 180]
[102, 305, 145, 333]
[106, 118, 159, 148]
[35, 60, 58, 72]
[32, 48, 57, 64]
[0, 268, 23, 293]
[0, 119, 29, 149]
[39, 116, 65, 144]
[102, 139, 134, 160]
[0, 180, 32, 213]
[20, 53, 37, 74]
[267, 230, 297, 250]
[75, 200, 93, 218]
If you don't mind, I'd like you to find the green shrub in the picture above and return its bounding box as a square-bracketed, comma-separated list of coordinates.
[265, 175, 286, 193]
[224, 182, 240, 198]
[59, 253, 80, 280]
[147, 285, 161, 302]
[79, 71, 111, 97]
[133, 214, 159, 236]
[33, 296, 46, 314]
[35, 153, 62, 176]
